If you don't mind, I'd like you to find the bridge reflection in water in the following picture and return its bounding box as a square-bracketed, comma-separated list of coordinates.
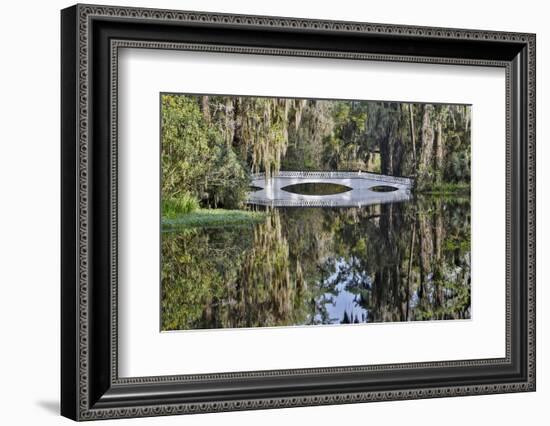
[247, 171, 413, 207]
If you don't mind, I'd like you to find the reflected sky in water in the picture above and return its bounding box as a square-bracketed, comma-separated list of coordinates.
[318, 258, 371, 324]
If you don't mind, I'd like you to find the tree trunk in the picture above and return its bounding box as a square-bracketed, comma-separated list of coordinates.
[405, 220, 416, 321]
[434, 119, 444, 183]
[418, 104, 435, 188]
[232, 98, 243, 151]
[200, 95, 210, 124]
[224, 98, 235, 146]
[392, 138, 403, 176]
[408, 104, 417, 170]
[433, 199, 444, 262]
[433, 199, 444, 308]
[380, 135, 392, 175]
[418, 209, 433, 302]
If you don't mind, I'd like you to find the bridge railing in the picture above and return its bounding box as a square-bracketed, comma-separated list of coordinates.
[246, 193, 412, 208]
[250, 171, 413, 187]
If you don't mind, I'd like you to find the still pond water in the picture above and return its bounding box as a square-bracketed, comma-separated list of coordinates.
[161, 197, 471, 331]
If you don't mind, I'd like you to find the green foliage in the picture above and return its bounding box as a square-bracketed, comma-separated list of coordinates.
[162, 193, 199, 219]
[239, 97, 290, 176]
[322, 101, 372, 170]
[446, 150, 471, 183]
[161, 94, 249, 209]
[206, 96, 307, 177]
[162, 208, 267, 229]
[161, 94, 213, 199]
[419, 182, 470, 195]
[444, 235, 471, 252]
[282, 100, 333, 170]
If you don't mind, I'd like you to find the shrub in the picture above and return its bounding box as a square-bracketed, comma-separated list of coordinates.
[162, 193, 199, 219]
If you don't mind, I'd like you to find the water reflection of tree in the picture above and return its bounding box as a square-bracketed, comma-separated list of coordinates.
[219, 212, 311, 328]
[162, 198, 471, 330]
[318, 198, 471, 323]
[162, 212, 313, 330]
[161, 226, 253, 330]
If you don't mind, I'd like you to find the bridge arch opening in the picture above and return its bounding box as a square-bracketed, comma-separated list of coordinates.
[369, 185, 399, 192]
[281, 182, 352, 196]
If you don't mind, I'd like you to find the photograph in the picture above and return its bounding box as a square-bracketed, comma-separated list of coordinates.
[57, 3, 536, 421]
[160, 93, 472, 331]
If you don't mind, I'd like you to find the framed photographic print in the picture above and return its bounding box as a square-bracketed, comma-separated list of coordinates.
[61, 4, 536, 421]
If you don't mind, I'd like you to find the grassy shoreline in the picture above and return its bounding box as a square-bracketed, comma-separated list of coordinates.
[162, 208, 267, 230]
[416, 182, 470, 195]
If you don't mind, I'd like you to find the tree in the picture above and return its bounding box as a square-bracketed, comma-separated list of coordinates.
[160, 94, 249, 208]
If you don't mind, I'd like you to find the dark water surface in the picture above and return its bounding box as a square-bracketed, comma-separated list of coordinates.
[281, 182, 353, 195]
[161, 197, 471, 331]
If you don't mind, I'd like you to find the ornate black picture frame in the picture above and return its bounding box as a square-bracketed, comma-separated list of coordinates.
[61, 4, 536, 421]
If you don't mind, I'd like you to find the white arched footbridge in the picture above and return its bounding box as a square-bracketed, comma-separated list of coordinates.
[247, 171, 413, 208]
